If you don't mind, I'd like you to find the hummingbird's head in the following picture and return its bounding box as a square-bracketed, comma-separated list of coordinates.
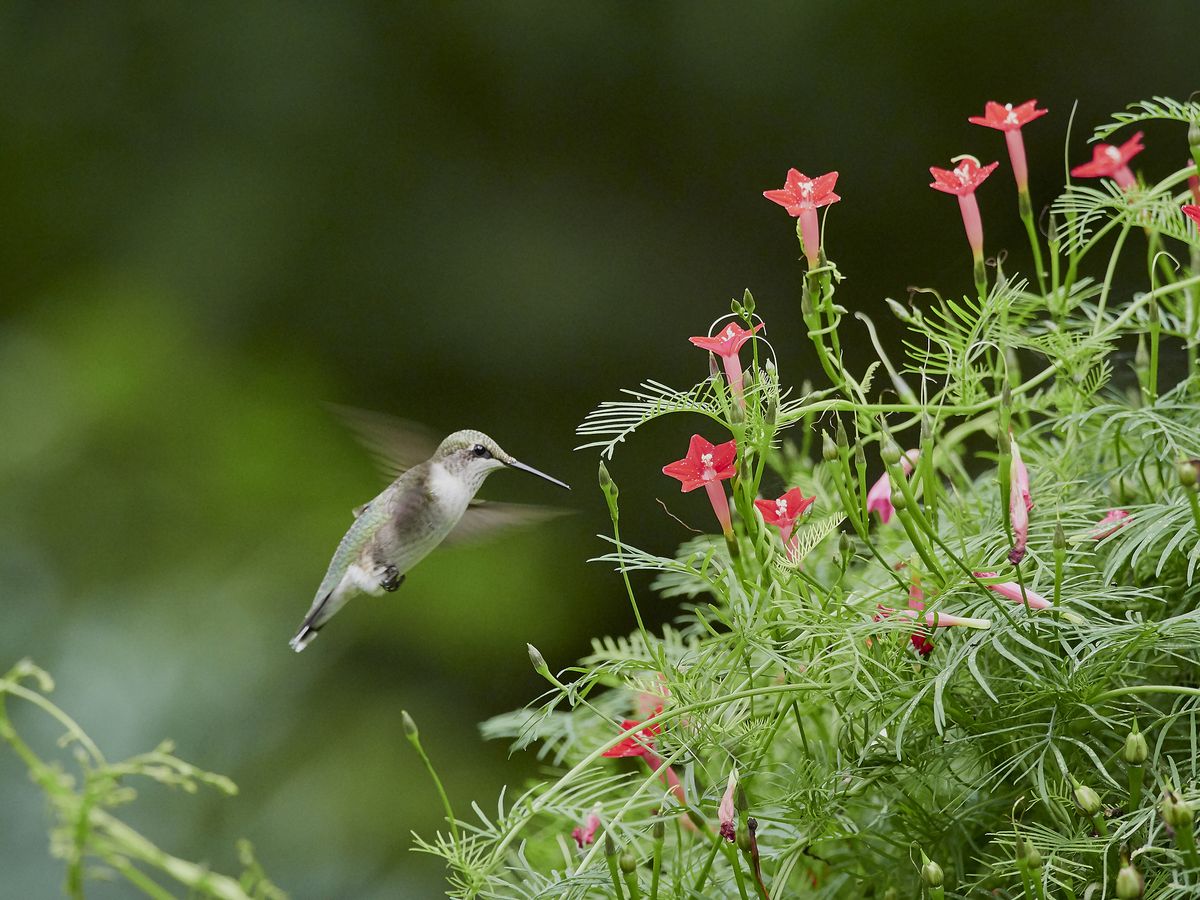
[436, 430, 570, 492]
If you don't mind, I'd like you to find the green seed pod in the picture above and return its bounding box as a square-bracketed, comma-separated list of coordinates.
[881, 442, 902, 466]
[1123, 725, 1149, 765]
[1180, 459, 1199, 489]
[619, 850, 637, 874]
[1116, 853, 1144, 898]
[836, 419, 849, 452]
[736, 827, 752, 853]
[890, 489, 907, 512]
[1024, 840, 1042, 871]
[1073, 779, 1102, 817]
[1190, 119, 1200, 155]
[920, 854, 944, 887]
[1053, 521, 1067, 551]
[823, 431, 839, 461]
[652, 819, 665, 840]
[1162, 790, 1195, 829]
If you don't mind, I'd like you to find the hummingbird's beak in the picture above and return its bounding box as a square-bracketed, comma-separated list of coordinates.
[507, 458, 571, 490]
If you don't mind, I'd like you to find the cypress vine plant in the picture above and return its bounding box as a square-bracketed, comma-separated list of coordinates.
[412, 95, 1200, 899]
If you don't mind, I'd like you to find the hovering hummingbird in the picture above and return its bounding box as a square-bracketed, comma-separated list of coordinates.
[289, 408, 570, 652]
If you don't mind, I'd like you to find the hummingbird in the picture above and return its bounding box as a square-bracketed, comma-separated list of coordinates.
[289, 410, 570, 652]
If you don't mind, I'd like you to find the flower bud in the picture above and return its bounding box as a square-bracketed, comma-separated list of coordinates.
[741, 288, 756, 316]
[882, 889, 899, 900]
[1116, 852, 1144, 898]
[1072, 779, 1102, 817]
[527, 643, 548, 676]
[619, 851, 637, 874]
[822, 431, 839, 461]
[881, 442, 902, 466]
[652, 819, 665, 840]
[736, 826, 752, 853]
[920, 853, 944, 887]
[1190, 119, 1200, 156]
[839, 532, 854, 561]
[1123, 725, 1149, 765]
[1053, 521, 1067, 551]
[1024, 840, 1042, 871]
[890, 489, 907, 512]
[1162, 790, 1195, 829]
[604, 831, 617, 859]
[836, 419, 849, 452]
[401, 710, 419, 742]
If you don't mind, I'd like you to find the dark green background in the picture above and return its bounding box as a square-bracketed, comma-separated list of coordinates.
[0, 3, 1193, 896]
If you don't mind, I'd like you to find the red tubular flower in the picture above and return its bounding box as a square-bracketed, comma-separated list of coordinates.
[689, 321, 765, 404]
[571, 809, 601, 849]
[930, 156, 999, 262]
[1093, 508, 1130, 540]
[718, 768, 738, 842]
[1008, 436, 1033, 565]
[1185, 205, 1200, 227]
[1071, 131, 1145, 191]
[602, 716, 687, 808]
[663, 435, 738, 536]
[754, 487, 815, 558]
[866, 450, 919, 524]
[969, 100, 1048, 192]
[974, 572, 1053, 610]
[763, 169, 841, 268]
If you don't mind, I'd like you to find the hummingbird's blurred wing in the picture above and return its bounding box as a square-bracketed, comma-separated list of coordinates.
[444, 500, 569, 546]
[327, 404, 440, 482]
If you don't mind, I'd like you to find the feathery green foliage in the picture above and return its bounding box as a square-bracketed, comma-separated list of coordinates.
[414, 97, 1200, 898]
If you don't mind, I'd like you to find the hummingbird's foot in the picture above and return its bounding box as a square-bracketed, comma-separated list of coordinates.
[380, 565, 404, 592]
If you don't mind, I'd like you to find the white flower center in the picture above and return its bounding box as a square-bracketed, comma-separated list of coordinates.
[1003, 103, 1018, 125]
[723, 325, 737, 339]
[701, 452, 713, 468]
[1105, 146, 1121, 161]
[954, 162, 972, 184]
[775, 499, 788, 518]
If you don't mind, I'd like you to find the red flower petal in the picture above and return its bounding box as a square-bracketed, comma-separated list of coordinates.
[602, 719, 660, 758]
[663, 435, 738, 492]
[969, 99, 1048, 131]
[688, 321, 764, 358]
[1071, 131, 1145, 178]
[929, 158, 1000, 196]
[754, 487, 815, 528]
[763, 169, 841, 215]
[1184, 205, 1200, 226]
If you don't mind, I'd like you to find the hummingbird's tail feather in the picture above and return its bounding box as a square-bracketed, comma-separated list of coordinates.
[289, 590, 335, 653]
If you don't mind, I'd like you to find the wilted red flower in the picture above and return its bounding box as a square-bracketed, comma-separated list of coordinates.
[969, 100, 1048, 191]
[690, 321, 765, 404]
[718, 768, 738, 842]
[1071, 131, 1145, 190]
[571, 809, 601, 849]
[1008, 435, 1033, 565]
[663, 435, 738, 536]
[930, 157, 999, 262]
[763, 169, 841, 268]
[1184, 205, 1200, 227]
[1093, 508, 1130, 539]
[755, 487, 815, 558]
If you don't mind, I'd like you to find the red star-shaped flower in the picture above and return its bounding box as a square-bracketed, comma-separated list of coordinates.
[689, 321, 764, 359]
[763, 168, 840, 269]
[662, 435, 737, 492]
[1184, 205, 1200, 227]
[762, 169, 841, 214]
[754, 487, 815, 547]
[1071, 131, 1145, 190]
[968, 100, 1048, 132]
[929, 157, 1000, 196]
[602, 718, 661, 758]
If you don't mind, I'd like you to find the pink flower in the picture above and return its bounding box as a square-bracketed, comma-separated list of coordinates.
[718, 768, 738, 842]
[663, 435, 738, 536]
[763, 169, 841, 268]
[571, 809, 601, 849]
[1071, 131, 1145, 191]
[1184, 205, 1200, 227]
[689, 321, 765, 405]
[754, 487, 815, 558]
[930, 156, 999, 261]
[969, 100, 1048, 192]
[974, 573, 1052, 610]
[1008, 436, 1033, 565]
[1093, 508, 1130, 540]
[867, 450, 919, 524]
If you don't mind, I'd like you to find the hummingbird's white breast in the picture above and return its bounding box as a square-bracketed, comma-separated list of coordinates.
[428, 461, 474, 520]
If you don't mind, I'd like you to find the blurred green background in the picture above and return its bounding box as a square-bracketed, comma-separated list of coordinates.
[0, 3, 1194, 896]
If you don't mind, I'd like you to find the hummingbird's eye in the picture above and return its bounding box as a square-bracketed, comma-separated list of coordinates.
[472, 444, 492, 459]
